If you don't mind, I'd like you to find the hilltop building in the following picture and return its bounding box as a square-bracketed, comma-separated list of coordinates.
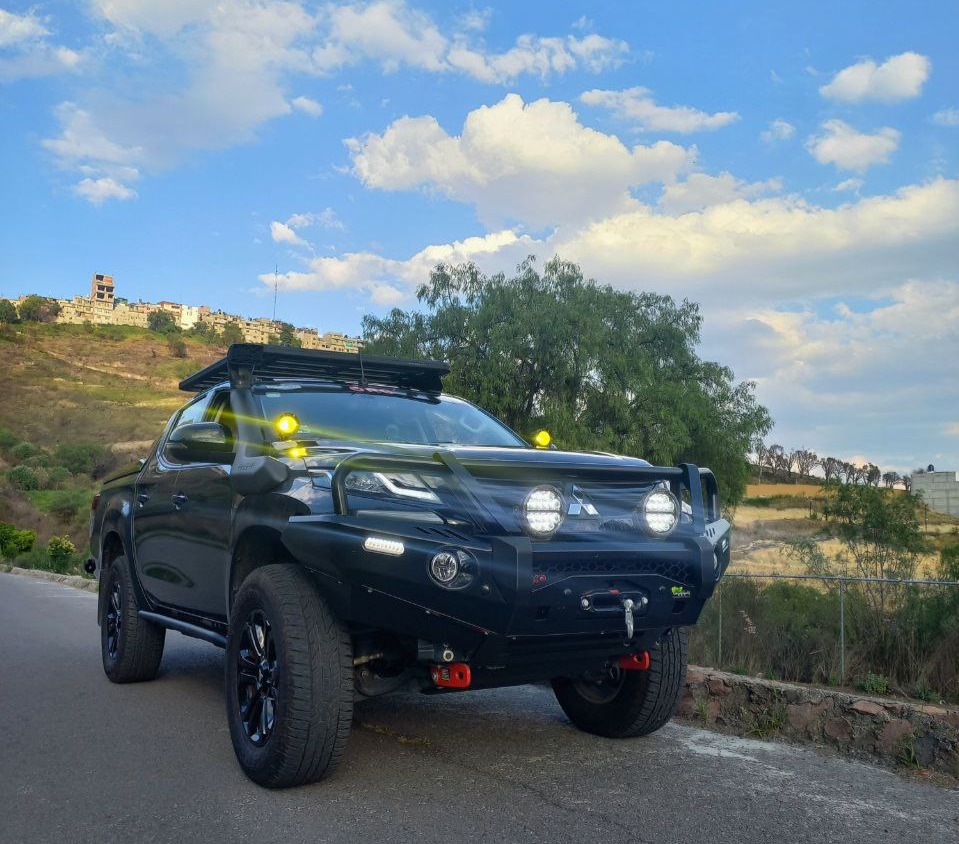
[20, 273, 363, 354]
[912, 471, 959, 517]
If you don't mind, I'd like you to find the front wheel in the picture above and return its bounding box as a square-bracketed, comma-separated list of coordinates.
[552, 627, 687, 738]
[225, 565, 353, 788]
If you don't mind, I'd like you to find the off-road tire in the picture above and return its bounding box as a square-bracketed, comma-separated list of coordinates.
[552, 627, 687, 738]
[225, 565, 353, 788]
[101, 555, 165, 683]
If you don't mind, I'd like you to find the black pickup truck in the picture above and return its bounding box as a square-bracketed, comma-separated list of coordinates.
[90, 343, 730, 788]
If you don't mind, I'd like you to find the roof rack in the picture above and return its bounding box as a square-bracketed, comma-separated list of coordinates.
[178, 343, 450, 393]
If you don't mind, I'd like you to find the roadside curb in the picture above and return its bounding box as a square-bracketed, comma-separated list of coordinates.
[678, 665, 959, 781]
[3, 566, 98, 593]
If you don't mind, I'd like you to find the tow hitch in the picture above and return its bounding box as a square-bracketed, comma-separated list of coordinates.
[430, 663, 471, 689]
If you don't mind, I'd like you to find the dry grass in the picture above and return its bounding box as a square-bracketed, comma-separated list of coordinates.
[746, 482, 825, 498]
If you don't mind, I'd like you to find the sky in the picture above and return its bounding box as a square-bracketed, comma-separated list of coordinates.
[1, 0, 957, 475]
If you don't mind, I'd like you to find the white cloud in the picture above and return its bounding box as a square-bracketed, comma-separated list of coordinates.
[270, 221, 307, 247]
[0, 9, 49, 46]
[0, 9, 83, 82]
[658, 173, 781, 215]
[819, 51, 931, 103]
[291, 96, 323, 117]
[311, 0, 626, 82]
[932, 108, 959, 127]
[73, 177, 138, 204]
[448, 34, 627, 83]
[711, 280, 959, 472]
[38, 1, 631, 199]
[806, 120, 899, 172]
[580, 87, 739, 133]
[760, 119, 795, 143]
[91, 0, 219, 38]
[348, 94, 694, 229]
[267, 176, 959, 314]
[260, 229, 531, 303]
[42, 0, 314, 201]
[833, 178, 863, 194]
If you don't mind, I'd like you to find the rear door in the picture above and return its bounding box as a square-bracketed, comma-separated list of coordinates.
[131, 392, 214, 609]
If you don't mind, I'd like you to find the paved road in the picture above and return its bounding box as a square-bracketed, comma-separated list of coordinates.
[1, 572, 956, 844]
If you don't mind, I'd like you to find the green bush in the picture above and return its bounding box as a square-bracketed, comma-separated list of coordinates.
[48, 488, 89, 521]
[7, 465, 45, 491]
[24, 453, 52, 468]
[0, 427, 17, 451]
[0, 522, 37, 560]
[55, 442, 108, 476]
[47, 466, 71, 489]
[10, 441, 37, 461]
[47, 535, 76, 568]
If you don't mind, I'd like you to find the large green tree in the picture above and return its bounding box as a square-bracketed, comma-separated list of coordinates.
[17, 295, 60, 323]
[362, 257, 771, 503]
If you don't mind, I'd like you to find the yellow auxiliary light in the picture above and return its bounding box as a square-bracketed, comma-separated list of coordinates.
[274, 413, 300, 438]
[288, 446, 308, 459]
[532, 429, 552, 449]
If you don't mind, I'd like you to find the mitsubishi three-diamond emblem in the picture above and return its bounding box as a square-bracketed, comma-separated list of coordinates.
[567, 485, 599, 517]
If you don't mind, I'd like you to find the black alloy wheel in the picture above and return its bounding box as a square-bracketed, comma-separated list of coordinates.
[225, 565, 354, 788]
[100, 555, 165, 683]
[236, 610, 279, 746]
[105, 577, 123, 659]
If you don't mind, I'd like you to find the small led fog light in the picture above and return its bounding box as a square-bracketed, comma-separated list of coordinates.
[429, 550, 476, 589]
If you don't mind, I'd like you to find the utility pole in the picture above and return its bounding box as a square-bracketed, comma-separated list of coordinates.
[272, 264, 278, 323]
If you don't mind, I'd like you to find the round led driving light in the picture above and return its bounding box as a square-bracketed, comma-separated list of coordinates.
[641, 490, 679, 537]
[523, 485, 564, 537]
[430, 551, 460, 585]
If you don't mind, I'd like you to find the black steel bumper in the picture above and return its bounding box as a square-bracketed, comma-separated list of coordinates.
[282, 453, 730, 676]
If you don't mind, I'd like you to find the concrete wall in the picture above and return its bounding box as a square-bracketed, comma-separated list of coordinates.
[913, 471, 959, 517]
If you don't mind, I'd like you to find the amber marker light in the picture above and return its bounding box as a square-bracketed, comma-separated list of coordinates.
[274, 413, 300, 438]
[532, 429, 551, 449]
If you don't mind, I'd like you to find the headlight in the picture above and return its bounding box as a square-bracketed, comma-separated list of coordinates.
[639, 490, 679, 537]
[523, 485, 564, 537]
[345, 471, 441, 503]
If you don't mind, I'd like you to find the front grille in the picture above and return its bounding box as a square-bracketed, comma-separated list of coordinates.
[532, 556, 694, 584]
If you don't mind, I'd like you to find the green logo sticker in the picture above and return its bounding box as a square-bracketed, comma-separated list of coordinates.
[671, 586, 692, 598]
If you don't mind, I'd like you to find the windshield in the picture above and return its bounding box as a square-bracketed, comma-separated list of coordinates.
[256, 386, 526, 448]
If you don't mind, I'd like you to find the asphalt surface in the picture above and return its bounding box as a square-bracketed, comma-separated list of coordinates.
[2, 571, 956, 844]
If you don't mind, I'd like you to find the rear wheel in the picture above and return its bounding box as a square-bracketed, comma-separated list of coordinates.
[225, 565, 353, 788]
[100, 556, 165, 683]
[552, 628, 687, 738]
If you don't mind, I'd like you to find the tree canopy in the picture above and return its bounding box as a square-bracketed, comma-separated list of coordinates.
[17, 295, 60, 323]
[147, 311, 178, 334]
[361, 257, 771, 503]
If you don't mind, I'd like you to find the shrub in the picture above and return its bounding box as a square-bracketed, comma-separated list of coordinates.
[0, 427, 17, 451]
[0, 522, 37, 560]
[47, 535, 76, 569]
[10, 441, 37, 461]
[49, 488, 89, 521]
[47, 466, 71, 489]
[55, 442, 108, 476]
[167, 336, 187, 358]
[7, 465, 43, 490]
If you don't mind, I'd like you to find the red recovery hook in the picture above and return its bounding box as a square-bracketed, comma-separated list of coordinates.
[618, 651, 651, 671]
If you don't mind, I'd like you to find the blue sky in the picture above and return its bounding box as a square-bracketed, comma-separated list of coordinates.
[1, 0, 957, 474]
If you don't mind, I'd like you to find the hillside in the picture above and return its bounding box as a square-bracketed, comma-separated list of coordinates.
[0, 322, 222, 551]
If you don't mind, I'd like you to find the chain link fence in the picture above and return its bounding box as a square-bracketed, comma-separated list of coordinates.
[688, 573, 959, 703]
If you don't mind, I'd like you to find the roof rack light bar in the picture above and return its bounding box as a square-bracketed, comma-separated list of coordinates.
[178, 343, 450, 393]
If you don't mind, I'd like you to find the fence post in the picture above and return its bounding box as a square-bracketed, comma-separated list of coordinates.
[839, 578, 846, 685]
[717, 580, 723, 669]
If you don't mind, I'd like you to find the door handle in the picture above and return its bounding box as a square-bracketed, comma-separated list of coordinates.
[171, 492, 188, 509]
[136, 491, 150, 506]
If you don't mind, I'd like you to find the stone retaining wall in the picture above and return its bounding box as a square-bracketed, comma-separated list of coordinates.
[678, 666, 959, 779]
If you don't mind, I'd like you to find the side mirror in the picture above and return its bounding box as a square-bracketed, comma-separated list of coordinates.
[167, 422, 233, 463]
